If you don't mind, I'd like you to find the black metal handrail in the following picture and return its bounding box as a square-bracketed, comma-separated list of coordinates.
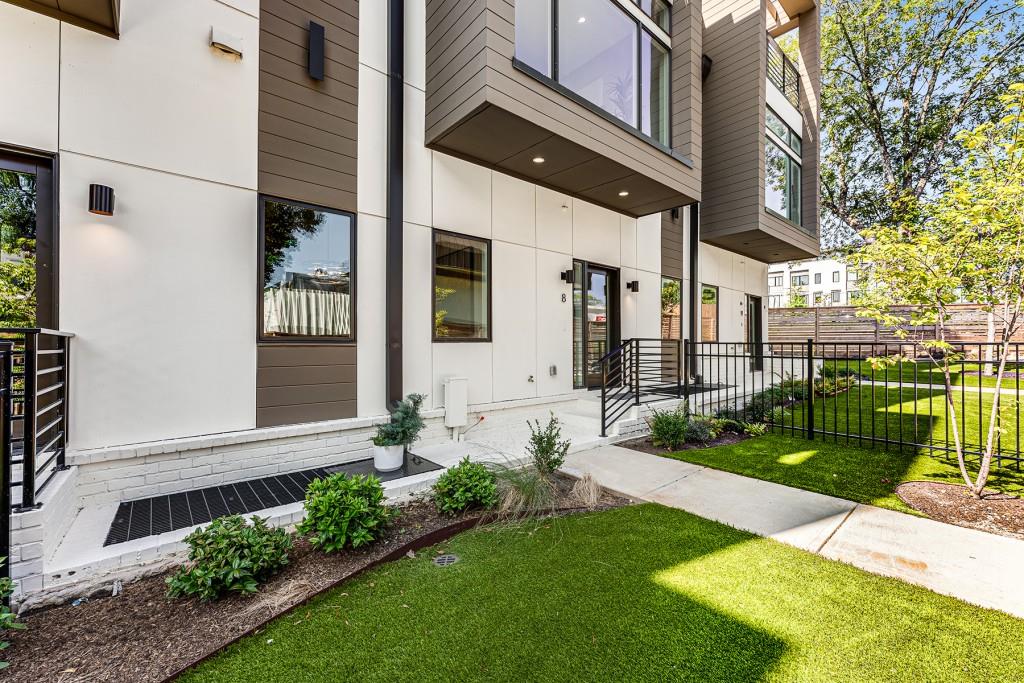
[599, 338, 685, 436]
[1, 341, 13, 585]
[0, 328, 74, 511]
[767, 36, 800, 108]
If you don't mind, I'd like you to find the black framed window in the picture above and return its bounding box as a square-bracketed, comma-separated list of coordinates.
[514, 0, 672, 147]
[700, 284, 718, 343]
[661, 276, 681, 340]
[765, 107, 802, 225]
[259, 196, 355, 341]
[433, 230, 490, 342]
[833, 271, 840, 282]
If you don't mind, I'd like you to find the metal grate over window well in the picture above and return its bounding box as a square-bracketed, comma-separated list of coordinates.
[103, 455, 441, 546]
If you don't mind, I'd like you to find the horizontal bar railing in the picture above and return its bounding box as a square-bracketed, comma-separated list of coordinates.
[0, 328, 75, 511]
[767, 35, 800, 109]
[1, 341, 13, 585]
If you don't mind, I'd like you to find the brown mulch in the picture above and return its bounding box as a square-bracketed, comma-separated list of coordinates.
[896, 481, 1024, 541]
[617, 431, 748, 456]
[6, 476, 626, 683]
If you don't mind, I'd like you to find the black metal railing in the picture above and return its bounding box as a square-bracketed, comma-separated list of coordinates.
[599, 338, 686, 436]
[1, 341, 13, 585]
[767, 36, 800, 108]
[0, 328, 75, 512]
[683, 340, 1024, 470]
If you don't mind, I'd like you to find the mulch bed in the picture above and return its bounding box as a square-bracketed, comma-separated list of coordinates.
[617, 431, 748, 456]
[895, 481, 1024, 541]
[6, 475, 626, 683]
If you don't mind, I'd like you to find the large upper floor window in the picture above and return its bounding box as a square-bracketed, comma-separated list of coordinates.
[765, 107, 802, 225]
[433, 231, 490, 341]
[260, 197, 354, 340]
[514, 0, 672, 147]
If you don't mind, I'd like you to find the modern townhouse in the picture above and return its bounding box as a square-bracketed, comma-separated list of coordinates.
[0, 0, 819, 605]
[768, 257, 857, 308]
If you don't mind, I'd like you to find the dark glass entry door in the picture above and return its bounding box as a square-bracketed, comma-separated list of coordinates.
[572, 261, 619, 389]
[0, 151, 56, 328]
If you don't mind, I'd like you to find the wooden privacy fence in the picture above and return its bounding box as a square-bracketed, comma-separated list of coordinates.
[768, 305, 1024, 346]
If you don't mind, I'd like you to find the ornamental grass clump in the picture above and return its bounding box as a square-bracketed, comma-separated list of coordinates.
[298, 473, 395, 552]
[432, 457, 498, 515]
[166, 515, 291, 601]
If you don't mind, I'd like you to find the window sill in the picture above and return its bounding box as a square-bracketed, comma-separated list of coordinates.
[512, 59, 694, 168]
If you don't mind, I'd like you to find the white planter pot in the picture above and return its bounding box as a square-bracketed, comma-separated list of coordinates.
[373, 444, 405, 472]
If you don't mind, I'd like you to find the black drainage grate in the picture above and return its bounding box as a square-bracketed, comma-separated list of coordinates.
[103, 455, 441, 546]
[432, 554, 459, 567]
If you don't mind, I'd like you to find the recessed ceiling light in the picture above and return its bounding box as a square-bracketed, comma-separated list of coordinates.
[578, 16, 587, 23]
[618, 190, 630, 197]
[532, 156, 545, 164]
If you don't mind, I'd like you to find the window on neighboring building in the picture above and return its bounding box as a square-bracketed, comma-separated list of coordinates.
[260, 197, 354, 340]
[765, 107, 802, 225]
[791, 273, 809, 286]
[514, 0, 672, 146]
[768, 274, 783, 287]
[814, 273, 821, 284]
[833, 270, 840, 282]
[433, 231, 490, 341]
[848, 270, 859, 282]
[661, 277, 681, 340]
[701, 285, 719, 343]
[831, 290, 842, 305]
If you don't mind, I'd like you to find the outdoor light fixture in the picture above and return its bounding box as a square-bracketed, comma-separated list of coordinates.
[532, 156, 545, 164]
[88, 184, 115, 216]
[618, 190, 630, 197]
[560, 269, 575, 284]
[577, 16, 586, 23]
[626, 280, 640, 292]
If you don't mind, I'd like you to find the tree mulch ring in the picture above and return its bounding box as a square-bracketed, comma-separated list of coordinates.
[6, 477, 626, 683]
[618, 431, 748, 456]
[895, 481, 1024, 540]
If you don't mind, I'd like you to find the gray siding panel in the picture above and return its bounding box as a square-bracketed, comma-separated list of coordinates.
[257, 344, 358, 427]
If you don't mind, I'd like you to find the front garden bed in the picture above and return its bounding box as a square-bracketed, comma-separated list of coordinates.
[618, 431, 748, 456]
[896, 481, 1024, 540]
[5, 474, 626, 683]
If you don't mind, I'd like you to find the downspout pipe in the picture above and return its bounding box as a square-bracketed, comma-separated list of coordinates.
[385, 0, 404, 407]
[688, 202, 700, 375]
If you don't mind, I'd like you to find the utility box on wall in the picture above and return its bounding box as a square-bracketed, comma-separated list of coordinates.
[443, 377, 469, 428]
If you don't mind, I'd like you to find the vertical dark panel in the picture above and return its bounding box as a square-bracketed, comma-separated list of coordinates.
[308, 21, 325, 81]
[386, 0, 405, 406]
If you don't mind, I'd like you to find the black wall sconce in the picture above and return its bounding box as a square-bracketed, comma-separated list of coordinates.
[308, 21, 325, 81]
[626, 280, 640, 293]
[89, 184, 115, 216]
[560, 269, 575, 284]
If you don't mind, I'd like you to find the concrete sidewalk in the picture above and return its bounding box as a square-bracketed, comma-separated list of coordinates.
[563, 445, 1024, 619]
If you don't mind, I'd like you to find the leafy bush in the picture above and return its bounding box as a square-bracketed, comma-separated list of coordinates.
[684, 416, 719, 445]
[166, 516, 291, 601]
[815, 375, 858, 397]
[1, 558, 25, 670]
[373, 393, 426, 447]
[647, 405, 690, 450]
[433, 457, 498, 515]
[718, 418, 745, 434]
[743, 422, 769, 437]
[527, 414, 571, 474]
[298, 473, 395, 552]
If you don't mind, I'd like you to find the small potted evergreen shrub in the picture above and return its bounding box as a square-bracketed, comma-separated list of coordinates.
[372, 393, 426, 472]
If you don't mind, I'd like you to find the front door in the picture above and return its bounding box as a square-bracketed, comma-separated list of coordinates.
[0, 150, 56, 328]
[572, 261, 619, 389]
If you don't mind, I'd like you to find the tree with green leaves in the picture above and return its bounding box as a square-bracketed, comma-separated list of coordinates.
[0, 170, 37, 327]
[821, 0, 1024, 248]
[851, 83, 1024, 498]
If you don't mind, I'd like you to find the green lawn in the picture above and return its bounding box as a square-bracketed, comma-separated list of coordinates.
[823, 358, 1023, 390]
[184, 505, 1023, 682]
[662, 434, 1024, 514]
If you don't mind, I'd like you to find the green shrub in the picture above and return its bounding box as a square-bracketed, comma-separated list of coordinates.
[433, 457, 498, 515]
[684, 416, 719, 444]
[526, 414, 571, 474]
[743, 422, 769, 437]
[647, 405, 689, 450]
[166, 516, 291, 601]
[0, 558, 25, 670]
[373, 393, 426, 447]
[298, 473, 395, 552]
[718, 418, 745, 434]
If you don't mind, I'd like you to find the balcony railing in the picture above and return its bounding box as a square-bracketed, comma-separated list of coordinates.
[1, 328, 74, 511]
[767, 36, 800, 109]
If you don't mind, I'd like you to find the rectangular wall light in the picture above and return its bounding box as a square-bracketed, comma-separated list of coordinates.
[308, 21, 325, 81]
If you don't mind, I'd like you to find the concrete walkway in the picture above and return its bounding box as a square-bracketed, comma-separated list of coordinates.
[563, 445, 1024, 619]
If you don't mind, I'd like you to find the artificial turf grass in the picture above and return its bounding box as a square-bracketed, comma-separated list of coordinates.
[183, 504, 1024, 683]
[660, 434, 1024, 514]
[822, 358, 1024, 390]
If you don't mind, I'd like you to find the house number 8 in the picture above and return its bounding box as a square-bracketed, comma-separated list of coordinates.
[561, 293, 567, 303]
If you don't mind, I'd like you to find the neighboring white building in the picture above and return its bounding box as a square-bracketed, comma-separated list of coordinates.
[0, 0, 820, 605]
[768, 257, 860, 308]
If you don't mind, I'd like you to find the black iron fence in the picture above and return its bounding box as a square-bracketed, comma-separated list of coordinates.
[1, 328, 75, 512]
[600, 338, 1024, 470]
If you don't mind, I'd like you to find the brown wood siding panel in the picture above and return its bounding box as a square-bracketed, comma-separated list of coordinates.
[257, 344, 357, 426]
[259, 0, 358, 213]
[662, 210, 685, 281]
